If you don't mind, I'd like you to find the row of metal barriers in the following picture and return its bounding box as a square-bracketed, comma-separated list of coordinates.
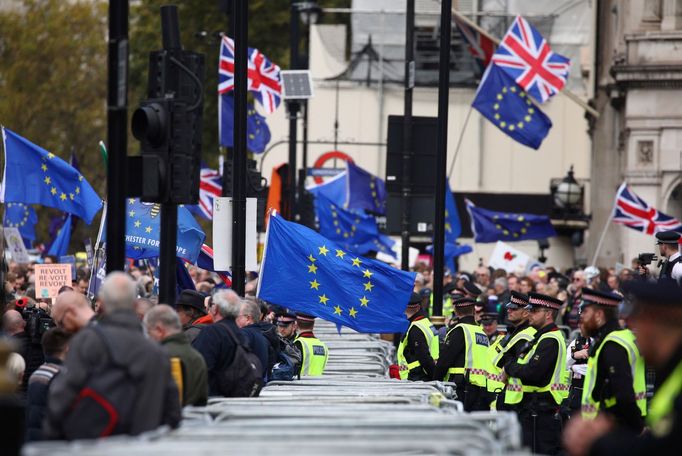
[24, 320, 531, 455]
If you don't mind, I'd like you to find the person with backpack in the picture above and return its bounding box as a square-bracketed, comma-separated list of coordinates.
[45, 272, 181, 440]
[176, 290, 210, 343]
[192, 289, 263, 397]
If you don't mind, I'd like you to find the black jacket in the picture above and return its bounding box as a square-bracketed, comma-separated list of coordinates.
[433, 315, 476, 382]
[12, 331, 45, 392]
[401, 313, 435, 381]
[25, 358, 63, 442]
[249, 321, 280, 374]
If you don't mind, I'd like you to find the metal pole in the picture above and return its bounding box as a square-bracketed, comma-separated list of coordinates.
[432, 0, 452, 321]
[287, 0, 300, 220]
[400, 0, 414, 271]
[158, 204, 177, 304]
[106, 0, 128, 274]
[231, 0, 248, 296]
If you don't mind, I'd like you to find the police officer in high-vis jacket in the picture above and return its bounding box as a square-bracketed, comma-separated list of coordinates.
[397, 292, 439, 381]
[564, 280, 682, 456]
[579, 288, 646, 432]
[433, 296, 490, 411]
[293, 313, 328, 376]
[503, 292, 569, 456]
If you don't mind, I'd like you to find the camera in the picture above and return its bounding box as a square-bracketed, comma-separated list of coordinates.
[22, 306, 55, 345]
[637, 253, 658, 267]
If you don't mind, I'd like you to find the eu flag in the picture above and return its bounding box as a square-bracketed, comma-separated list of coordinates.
[346, 162, 387, 215]
[258, 213, 415, 333]
[316, 193, 396, 259]
[472, 64, 552, 150]
[1, 128, 103, 224]
[219, 94, 272, 153]
[307, 172, 347, 208]
[3, 202, 38, 243]
[465, 199, 557, 243]
[47, 214, 72, 257]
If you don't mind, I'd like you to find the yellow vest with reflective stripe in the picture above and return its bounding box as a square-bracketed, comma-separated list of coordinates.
[581, 328, 647, 419]
[647, 359, 682, 437]
[429, 294, 453, 317]
[487, 325, 537, 395]
[295, 335, 328, 376]
[444, 322, 489, 387]
[397, 317, 440, 380]
[509, 330, 569, 406]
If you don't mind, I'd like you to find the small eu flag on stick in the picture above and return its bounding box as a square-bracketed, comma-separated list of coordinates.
[257, 212, 415, 333]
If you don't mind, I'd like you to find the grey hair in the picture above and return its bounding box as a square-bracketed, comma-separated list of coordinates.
[212, 289, 241, 319]
[98, 271, 137, 313]
[494, 277, 508, 288]
[240, 298, 261, 322]
[143, 304, 182, 333]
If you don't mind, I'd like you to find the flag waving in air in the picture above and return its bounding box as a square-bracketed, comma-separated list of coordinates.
[258, 213, 415, 333]
[219, 35, 282, 114]
[492, 16, 571, 104]
[465, 199, 557, 243]
[1, 128, 103, 224]
[453, 14, 495, 72]
[612, 183, 682, 235]
[3, 203, 38, 244]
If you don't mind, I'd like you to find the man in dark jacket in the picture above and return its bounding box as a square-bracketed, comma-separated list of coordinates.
[3, 308, 44, 391]
[144, 304, 208, 406]
[45, 272, 181, 440]
[176, 290, 209, 343]
[25, 327, 71, 441]
[236, 298, 271, 380]
[192, 289, 253, 396]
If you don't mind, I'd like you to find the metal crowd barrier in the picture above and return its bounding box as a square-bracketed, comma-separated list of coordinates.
[23, 318, 530, 456]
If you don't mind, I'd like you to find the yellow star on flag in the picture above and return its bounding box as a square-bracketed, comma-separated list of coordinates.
[59, 193, 67, 201]
[349, 307, 358, 318]
[69, 193, 74, 200]
[41, 164, 47, 172]
[308, 254, 316, 263]
[129, 210, 136, 217]
[47, 153, 55, 159]
[310, 279, 320, 290]
[128, 198, 136, 204]
[75, 187, 80, 194]
[308, 263, 318, 274]
[51, 187, 57, 195]
[43, 176, 51, 185]
[318, 245, 329, 256]
[145, 226, 153, 233]
[333, 305, 343, 315]
[364, 281, 374, 292]
[319, 294, 329, 305]
[363, 269, 373, 278]
[351, 257, 362, 267]
[335, 249, 345, 259]
[134, 220, 141, 228]
[359, 296, 369, 307]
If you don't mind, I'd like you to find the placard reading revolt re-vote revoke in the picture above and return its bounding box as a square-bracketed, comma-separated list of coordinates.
[34, 264, 72, 300]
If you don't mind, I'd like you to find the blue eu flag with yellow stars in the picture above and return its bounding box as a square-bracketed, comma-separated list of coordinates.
[0, 128, 103, 224]
[346, 162, 387, 215]
[472, 64, 552, 150]
[316, 193, 396, 259]
[3, 202, 38, 243]
[219, 94, 271, 153]
[465, 199, 557, 243]
[258, 213, 415, 333]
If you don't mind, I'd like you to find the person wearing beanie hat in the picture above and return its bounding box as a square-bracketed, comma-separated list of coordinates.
[575, 288, 646, 433]
[503, 292, 569, 455]
[487, 291, 536, 411]
[396, 293, 439, 381]
[433, 296, 491, 412]
[293, 313, 328, 376]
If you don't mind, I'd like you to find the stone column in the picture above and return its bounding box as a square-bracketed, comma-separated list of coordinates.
[662, 0, 682, 31]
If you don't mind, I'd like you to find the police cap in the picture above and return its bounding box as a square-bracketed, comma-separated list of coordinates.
[655, 230, 681, 245]
[506, 291, 529, 309]
[525, 292, 562, 310]
[580, 287, 622, 311]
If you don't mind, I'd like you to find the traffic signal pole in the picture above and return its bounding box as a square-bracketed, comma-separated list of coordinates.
[400, 0, 414, 272]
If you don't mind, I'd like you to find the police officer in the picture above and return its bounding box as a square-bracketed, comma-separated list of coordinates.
[564, 280, 682, 455]
[656, 230, 682, 283]
[433, 296, 490, 411]
[481, 297, 505, 344]
[503, 292, 569, 455]
[293, 313, 328, 376]
[487, 291, 536, 410]
[579, 288, 646, 432]
[397, 292, 439, 380]
[430, 281, 457, 318]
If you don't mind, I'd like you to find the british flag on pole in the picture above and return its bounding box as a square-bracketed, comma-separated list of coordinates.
[612, 183, 682, 235]
[491, 16, 571, 104]
[187, 165, 222, 221]
[218, 35, 282, 114]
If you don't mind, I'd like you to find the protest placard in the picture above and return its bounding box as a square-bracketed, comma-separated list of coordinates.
[35, 264, 72, 299]
[4, 227, 30, 263]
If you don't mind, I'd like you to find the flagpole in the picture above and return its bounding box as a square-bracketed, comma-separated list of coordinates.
[450, 8, 600, 119]
[590, 182, 622, 266]
[447, 104, 474, 179]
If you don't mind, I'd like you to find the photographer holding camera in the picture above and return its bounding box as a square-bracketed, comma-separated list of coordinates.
[636, 230, 681, 283]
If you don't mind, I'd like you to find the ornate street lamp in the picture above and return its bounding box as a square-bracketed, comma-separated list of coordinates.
[550, 166, 590, 247]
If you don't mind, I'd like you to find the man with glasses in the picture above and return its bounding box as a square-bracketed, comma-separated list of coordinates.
[576, 288, 646, 432]
[503, 292, 569, 455]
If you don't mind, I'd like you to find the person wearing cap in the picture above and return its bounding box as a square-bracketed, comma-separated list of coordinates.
[564, 280, 682, 455]
[293, 313, 328, 376]
[276, 310, 298, 342]
[577, 287, 646, 433]
[481, 296, 504, 344]
[397, 292, 439, 381]
[176, 290, 209, 343]
[503, 292, 569, 455]
[487, 291, 537, 411]
[433, 296, 490, 411]
[655, 230, 682, 283]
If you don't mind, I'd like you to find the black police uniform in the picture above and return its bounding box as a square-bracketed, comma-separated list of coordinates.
[401, 311, 436, 381]
[566, 334, 590, 414]
[656, 230, 682, 283]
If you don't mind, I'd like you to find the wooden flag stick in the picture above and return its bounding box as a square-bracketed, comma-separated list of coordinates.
[451, 9, 600, 119]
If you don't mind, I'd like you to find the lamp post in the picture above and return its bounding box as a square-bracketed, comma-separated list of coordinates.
[550, 165, 590, 250]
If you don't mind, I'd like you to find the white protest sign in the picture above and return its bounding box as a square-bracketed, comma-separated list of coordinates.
[488, 241, 531, 273]
[35, 263, 73, 299]
[4, 226, 30, 263]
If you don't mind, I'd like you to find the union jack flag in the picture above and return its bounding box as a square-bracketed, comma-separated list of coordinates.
[191, 166, 222, 220]
[491, 16, 571, 104]
[612, 183, 682, 235]
[453, 14, 495, 72]
[197, 244, 232, 287]
[218, 35, 283, 114]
